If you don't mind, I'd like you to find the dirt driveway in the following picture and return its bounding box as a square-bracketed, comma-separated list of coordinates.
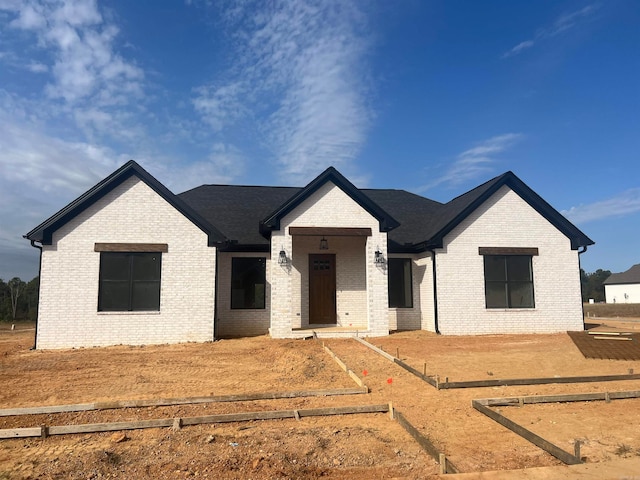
[1, 324, 640, 479]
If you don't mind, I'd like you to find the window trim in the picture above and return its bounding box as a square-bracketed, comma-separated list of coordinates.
[388, 257, 414, 309]
[483, 254, 535, 309]
[97, 251, 162, 312]
[230, 257, 267, 310]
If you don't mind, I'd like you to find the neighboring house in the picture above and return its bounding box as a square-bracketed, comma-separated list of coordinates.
[603, 264, 640, 304]
[25, 161, 594, 349]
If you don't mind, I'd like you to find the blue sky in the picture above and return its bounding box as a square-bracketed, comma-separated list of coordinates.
[0, 0, 638, 281]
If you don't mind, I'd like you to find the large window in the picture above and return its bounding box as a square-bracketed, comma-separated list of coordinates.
[231, 257, 266, 309]
[98, 252, 162, 311]
[484, 255, 534, 308]
[388, 258, 413, 308]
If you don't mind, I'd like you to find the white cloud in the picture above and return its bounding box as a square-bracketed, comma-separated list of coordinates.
[26, 61, 48, 73]
[417, 133, 524, 192]
[192, 0, 373, 185]
[502, 4, 599, 58]
[562, 188, 640, 224]
[502, 40, 535, 59]
[154, 143, 246, 193]
[1, 0, 144, 113]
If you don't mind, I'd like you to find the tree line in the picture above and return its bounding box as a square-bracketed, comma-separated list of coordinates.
[580, 268, 611, 303]
[0, 277, 39, 322]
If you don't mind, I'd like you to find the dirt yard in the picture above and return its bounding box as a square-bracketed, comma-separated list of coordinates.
[1, 320, 640, 479]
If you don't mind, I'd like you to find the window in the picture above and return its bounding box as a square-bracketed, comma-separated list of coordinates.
[231, 257, 266, 309]
[484, 255, 534, 308]
[388, 258, 413, 308]
[98, 252, 162, 311]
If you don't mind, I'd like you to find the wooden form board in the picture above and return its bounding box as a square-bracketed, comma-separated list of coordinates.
[472, 390, 640, 466]
[323, 344, 367, 389]
[0, 404, 390, 439]
[472, 400, 582, 465]
[355, 337, 640, 390]
[353, 337, 439, 387]
[394, 410, 459, 474]
[0, 388, 368, 418]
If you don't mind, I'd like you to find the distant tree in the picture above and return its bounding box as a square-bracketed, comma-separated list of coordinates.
[580, 268, 611, 302]
[8, 277, 25, 321]
[0, 279, 8, 320]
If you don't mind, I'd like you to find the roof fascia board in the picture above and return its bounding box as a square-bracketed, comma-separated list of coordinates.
[25, 161, 227, 246]
[261, 167, 400, 234]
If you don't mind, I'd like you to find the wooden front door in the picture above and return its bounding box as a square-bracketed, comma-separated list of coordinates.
[309, 254, 336, 325]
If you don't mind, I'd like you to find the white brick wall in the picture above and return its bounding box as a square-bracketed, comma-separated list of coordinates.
[435, 186, 584, 335]
[37, 177, 216, 349]
[269, 182, 390, 337]
[216, 252, 271, 337]
[387, 252, 435, 332]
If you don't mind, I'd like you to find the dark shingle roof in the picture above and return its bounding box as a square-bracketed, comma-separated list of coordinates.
[178, 185, 301, 247]
[178, 170, 594, 252]
[603, 264, 640, 285]
[26, 161, 594, 254]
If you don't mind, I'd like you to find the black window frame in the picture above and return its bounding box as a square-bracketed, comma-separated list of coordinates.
[483, 254, 535, 309]
[98, 252, 162, 312]
[388, 258, 413, 308]
[231, 257, 266, 310]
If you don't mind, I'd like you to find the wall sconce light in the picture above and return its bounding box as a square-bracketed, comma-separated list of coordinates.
[319, 237, 329, 250]
[374, 250, 385, 265]
[278, 248, 289, 265]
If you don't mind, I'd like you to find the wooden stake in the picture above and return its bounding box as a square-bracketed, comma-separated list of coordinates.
[574, 440, 581, 460]
[423, 362, 427, 376]
[171, 418, 182, 431]
[439, 453, 446, 474]
[388, 402, 394, 420]
[396, 347, 399, 359]
[40, 425, 48, 440]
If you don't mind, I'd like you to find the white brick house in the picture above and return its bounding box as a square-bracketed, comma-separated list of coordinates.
[25, 161, 593, 348]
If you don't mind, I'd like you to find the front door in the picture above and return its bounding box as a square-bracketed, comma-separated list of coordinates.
[309, 254, 336, 325]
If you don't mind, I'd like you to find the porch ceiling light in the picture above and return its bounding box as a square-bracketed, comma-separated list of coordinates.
[278, 248, 289, 265]
[319, 237, 329, 250]
[374, 250, 385, 264]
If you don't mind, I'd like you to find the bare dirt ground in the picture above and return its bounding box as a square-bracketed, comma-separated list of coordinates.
[1, 319, 640, 479]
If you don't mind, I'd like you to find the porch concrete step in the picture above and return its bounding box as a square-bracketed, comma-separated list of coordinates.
[289, 329, 370, 339]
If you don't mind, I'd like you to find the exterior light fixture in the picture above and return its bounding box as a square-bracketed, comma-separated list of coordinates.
[374, 250, 385, 265]
[278, 248, 289, 265]
[319, 237, 329, 250]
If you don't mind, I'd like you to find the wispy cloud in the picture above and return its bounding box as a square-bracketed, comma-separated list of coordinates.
[562, 188, 640, 224]
[417, 133, 524, 193]
[4, 0, 144, 105]
[502, 4, 599, 58]
[192, 0, 374, 185]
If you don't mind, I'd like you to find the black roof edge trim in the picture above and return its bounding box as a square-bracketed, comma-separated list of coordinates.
[218, 243, 270, 253]
[426, 171, 594, 251]
[25, 160, 228, 246]
[261, 166, 400, 234]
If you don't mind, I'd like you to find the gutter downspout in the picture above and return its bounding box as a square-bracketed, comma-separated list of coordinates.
[578, 245, 588, 330]
[428, 248, 440, 334]
[28, 240, 43, 350]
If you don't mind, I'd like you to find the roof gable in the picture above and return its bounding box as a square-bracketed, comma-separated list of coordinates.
[25, 160, 227, 246]
[260, 166, 400, 235]
[424, 171, 594, 250]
